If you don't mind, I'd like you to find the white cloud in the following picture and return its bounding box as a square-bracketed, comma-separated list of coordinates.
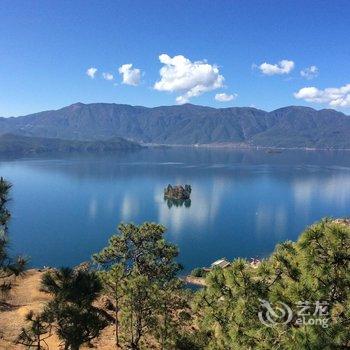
[294, 84, 350, 107]
[118, 64, 141, 86]
[86, 67, 98, 79]
[257, 60, 295, 75]
[215, 92, 237, 102]
[102, 72, 114, 81]
[154, 54, 225, 104]
[300, 65, 319, 80]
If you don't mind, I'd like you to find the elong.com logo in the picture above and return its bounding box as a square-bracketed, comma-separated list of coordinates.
[258, 299, 329, 328]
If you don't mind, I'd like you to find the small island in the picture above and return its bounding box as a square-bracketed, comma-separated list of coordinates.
[164, 184, 192, 200]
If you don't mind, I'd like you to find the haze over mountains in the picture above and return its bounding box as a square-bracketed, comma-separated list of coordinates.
[1, 102, 350, 149]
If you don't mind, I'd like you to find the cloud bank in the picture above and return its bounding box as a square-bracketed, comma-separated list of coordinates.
[294, 84, 350, 107]
[257, 60, 294, 75]
[118, 64, 141, 86]
[154, 54, 224, 104]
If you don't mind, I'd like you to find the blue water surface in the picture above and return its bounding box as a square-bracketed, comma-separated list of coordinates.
[1, 147, 350, 273]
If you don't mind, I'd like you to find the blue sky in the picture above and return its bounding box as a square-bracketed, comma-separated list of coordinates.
[1, 0, 350, 116]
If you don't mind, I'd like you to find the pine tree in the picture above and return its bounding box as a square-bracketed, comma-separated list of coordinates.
[97, 264, 124, 347]
[16, 310, 52, 349]
[41, 267, 109, 350]
[93, 222, 183, 349]
[0, 177, 26, 301]
[195, 219, 350, 349]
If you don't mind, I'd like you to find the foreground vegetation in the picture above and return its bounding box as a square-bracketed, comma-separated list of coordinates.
[1, 178, 350, 349]
[0, 177, 26, 301]
[194, 218, 350, 349]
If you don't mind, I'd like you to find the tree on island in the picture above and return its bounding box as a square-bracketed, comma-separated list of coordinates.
[0, 177, 26, 302]
[194, 218, 350, 349]
[93, 222, 187, 350]
[40, 267, 109, 350]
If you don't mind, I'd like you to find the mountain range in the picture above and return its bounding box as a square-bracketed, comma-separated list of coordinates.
[1, 102, 350, 149]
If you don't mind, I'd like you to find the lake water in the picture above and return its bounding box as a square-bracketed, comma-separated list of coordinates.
[1, 147, 350, 274]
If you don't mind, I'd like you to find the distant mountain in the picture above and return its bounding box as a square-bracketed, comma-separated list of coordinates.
[1, 103, 350, 149]
[0, 133, 141, 155]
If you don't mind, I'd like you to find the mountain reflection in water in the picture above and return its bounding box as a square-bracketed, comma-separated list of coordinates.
[1, 147, 350, 273]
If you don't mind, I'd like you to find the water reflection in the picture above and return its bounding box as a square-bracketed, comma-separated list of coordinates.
[121, 194, 140, 221]
[164, 197, 191, 208]
[88, 198, 98, 219]
[156, 180, 227, 236]
[1, 147, 350, 272]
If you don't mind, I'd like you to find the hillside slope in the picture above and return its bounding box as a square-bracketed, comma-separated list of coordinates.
[0, 133, 141, 155]
[1, 103, 350, 149]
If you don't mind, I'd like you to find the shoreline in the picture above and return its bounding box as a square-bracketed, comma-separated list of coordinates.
[144, 143, 350, 152]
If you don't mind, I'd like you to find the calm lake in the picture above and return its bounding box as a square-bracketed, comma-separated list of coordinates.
[1, 147, 350, 273]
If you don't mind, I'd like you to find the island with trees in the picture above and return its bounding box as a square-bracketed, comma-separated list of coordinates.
[164, 184, 192, 208]
[164, 184, 192, 200]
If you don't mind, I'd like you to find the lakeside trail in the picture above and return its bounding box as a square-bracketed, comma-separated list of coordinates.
[0, 269, 126, 350]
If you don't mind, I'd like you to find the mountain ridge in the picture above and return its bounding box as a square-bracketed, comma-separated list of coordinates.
[0, 133, 141, 155]
[1, 103, 349, 149]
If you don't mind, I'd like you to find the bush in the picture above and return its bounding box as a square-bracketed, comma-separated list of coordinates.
[190, 268, 206, 278]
